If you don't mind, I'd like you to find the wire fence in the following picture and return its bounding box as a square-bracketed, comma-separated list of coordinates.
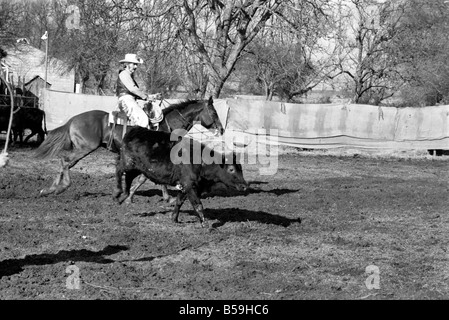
[0, 94, 38, 109]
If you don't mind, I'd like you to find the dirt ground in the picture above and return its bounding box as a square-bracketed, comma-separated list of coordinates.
[0, 141, 448, 300]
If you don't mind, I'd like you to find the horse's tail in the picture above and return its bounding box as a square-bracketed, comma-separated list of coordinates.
[34, 122, 72, 160]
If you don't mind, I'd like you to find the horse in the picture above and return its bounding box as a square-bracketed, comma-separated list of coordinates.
[34, 97, 224, 199]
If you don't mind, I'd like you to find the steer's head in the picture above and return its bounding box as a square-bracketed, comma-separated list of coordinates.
[220, 162, 248, 192]
[210, 151, 248, 192]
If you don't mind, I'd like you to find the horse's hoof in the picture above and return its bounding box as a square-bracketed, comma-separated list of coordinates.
[124, 198, 133, 205]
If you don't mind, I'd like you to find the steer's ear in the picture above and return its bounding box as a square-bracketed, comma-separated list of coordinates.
[208, 96, 213, 104]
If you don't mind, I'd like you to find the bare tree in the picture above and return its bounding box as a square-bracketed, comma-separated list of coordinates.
[167, 0, 285, 98]
[393, 0, 449, 106]
[238, 0, 340, 101]
[335, 0, 409, 104]
[0, 0, 23, 47]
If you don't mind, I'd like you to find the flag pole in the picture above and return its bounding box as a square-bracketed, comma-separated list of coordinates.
[42, 30, 48, 111]
[44, 34, 48, 87]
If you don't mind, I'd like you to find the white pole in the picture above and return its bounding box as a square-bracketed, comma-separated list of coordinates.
[41, 31, 48, 111]
[44, 31, 48, 90]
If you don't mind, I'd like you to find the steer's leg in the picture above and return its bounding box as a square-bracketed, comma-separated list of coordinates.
[125, 174, 147, 204]
[161, 185, 176, 204]
[118, 170, 140, 204]
[126, 177, 176, 205]
[113, 159, 124, 202]
[171, 191, 188, 223]
[23, 130, 38, 144]
[186, 186, 207, 228]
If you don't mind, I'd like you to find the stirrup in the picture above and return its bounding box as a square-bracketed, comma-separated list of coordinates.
[107, 110, 129, 150]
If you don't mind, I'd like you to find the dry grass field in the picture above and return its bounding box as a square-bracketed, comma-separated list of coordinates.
[0, 143, 448, 300]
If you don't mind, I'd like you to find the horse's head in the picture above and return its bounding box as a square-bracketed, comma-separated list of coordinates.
[161, 97, 224, 136]
[196, 96, 224, 136]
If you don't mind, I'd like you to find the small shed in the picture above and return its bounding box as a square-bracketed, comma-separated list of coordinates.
[24, 75, 51, 95]
[4, 44, 74, 93]
[23, 76, 50, 108]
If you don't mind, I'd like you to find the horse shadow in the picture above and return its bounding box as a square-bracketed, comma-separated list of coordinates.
[0, 245, 128, 278]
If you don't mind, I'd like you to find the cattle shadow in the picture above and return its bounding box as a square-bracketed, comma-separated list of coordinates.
[248, 181, 269, 186]
[134, 189, 173, 199]
[134, 183, 299, 199]
[175, 208, 301, 228]
[201, 187, 300, 198]
[0, 245, 128, 278]
[243, 187, 300, 197]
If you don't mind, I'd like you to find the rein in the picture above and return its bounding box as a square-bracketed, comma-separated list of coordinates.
[171, 103, 216, 136]
[145, 99, 217, 135]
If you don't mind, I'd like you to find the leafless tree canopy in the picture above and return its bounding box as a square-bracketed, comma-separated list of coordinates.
[0, 0, 448, 106]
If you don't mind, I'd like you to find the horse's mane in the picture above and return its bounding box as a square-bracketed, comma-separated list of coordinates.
[162, 99, 202, 115]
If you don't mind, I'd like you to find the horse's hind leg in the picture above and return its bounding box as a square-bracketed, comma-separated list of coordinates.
[39, 158, 65, 196]
[40, 148, 97, 196]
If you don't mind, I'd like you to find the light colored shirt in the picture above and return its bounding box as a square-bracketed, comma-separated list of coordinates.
[119, 69, 147, 100]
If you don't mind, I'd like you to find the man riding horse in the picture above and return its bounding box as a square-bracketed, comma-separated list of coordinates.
[116, 53, 163, 129]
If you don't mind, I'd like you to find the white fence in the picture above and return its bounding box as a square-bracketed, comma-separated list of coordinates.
[43, 90, 449, 150]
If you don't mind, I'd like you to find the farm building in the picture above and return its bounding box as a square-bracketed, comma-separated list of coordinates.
[3, 43, 75, 98]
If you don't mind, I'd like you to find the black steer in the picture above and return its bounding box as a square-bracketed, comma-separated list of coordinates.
[11, 107, 47, 144]
[114, 127, 248, 227]
[0, 106, 13, 142]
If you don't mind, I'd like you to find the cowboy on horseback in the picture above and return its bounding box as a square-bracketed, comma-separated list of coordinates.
[116, 53, 163, 129]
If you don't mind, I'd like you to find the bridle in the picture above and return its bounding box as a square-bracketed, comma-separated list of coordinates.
[163, 100, 217, 134]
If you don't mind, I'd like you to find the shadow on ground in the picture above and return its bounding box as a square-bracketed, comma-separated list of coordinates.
[145, 207, 302, 228]
[0, 245, 128, 277]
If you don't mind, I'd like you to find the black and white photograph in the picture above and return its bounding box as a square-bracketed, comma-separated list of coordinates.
[0, 0, 448, 305]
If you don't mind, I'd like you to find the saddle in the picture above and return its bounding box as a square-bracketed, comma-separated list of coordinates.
[106, 101, 162, 150]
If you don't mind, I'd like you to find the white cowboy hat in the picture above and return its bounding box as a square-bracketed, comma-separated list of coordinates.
[119, 53, 143, 64]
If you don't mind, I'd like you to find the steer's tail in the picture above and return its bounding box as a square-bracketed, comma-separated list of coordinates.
[34, 122, 72, 160]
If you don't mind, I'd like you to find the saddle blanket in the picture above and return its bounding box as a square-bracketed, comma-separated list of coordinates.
[108, 111, 137, 126]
